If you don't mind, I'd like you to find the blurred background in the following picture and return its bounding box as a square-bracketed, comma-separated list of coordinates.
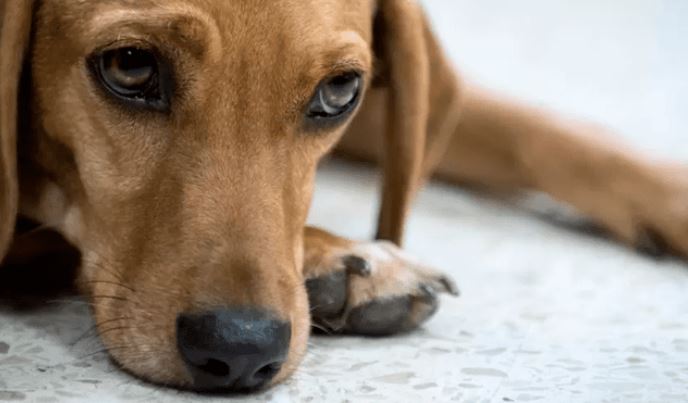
[424, 0, 688, 158]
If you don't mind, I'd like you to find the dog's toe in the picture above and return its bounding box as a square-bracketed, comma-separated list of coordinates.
[347, 295, 415, 335]
[306, 271, 348, 319]
[345, 283, 441, 336]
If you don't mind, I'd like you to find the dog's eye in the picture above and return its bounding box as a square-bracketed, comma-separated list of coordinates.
[307, 72, 361, 123]
[91, 47, 169, 110]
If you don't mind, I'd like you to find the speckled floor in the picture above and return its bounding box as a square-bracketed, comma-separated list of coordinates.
[1, 1, 688, 402]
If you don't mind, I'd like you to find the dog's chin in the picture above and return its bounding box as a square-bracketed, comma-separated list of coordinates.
[91, 319, 192, 388]
[107, 349, 195, 390]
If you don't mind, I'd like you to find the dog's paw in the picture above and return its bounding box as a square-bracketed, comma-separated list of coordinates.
[305, 240, 458, 336]
[624, 163, 688, 258]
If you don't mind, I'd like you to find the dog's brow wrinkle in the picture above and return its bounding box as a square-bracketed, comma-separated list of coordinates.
[86, 7, 222, 61]
[310, 30, 371, 77]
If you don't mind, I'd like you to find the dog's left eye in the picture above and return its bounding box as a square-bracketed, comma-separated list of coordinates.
[91, 47, 169, 111]
[306, 72, 362, 124]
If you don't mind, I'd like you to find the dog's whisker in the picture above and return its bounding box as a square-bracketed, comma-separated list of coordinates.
[90, 295, 131, 302]
[90, 262, 127, 284]
[84, 255, 129, 283]
[84, 257, 188, 309]
[95, 324, 167, 339]
[46, 298, 91, 306]
[78, 345, 132, 360]
[90, 255, 196, 306]
[85, 348, 165, 368]
[309, 322, 332, 335]
[82, 280, 137, 293]
[12, 223, 52, 240]
[78, 342, 159, 358]
[70, 316, 130, 347]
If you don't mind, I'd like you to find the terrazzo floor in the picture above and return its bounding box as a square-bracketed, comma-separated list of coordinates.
[1, 0, 688, 402]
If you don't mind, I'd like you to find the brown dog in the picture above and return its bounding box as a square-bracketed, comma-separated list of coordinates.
[1, 0, 686, 394]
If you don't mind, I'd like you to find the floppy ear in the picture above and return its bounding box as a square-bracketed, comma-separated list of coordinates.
[372, 0, 430, 245]
[0, 1, 35, 259]
[372, 1, 462, 246]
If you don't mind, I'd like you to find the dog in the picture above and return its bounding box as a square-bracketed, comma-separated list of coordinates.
[1, 0, 686, 394]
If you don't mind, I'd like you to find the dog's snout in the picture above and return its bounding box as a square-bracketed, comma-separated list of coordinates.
[176, 308, 291, 392]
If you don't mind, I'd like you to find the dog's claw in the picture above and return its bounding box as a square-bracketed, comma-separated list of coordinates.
[440, 275, 460, 297]
[418, 283, 436, 301]
[342, 255, 372, 277]
[635, 227, 668, 259]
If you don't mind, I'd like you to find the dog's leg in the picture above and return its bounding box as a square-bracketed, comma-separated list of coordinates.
[433, 86, 688, 256]
[339, 80, 688, 256]
[302, 226, 458, 335]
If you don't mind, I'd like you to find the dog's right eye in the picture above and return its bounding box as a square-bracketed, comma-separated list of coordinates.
[91, 47, 170, 111]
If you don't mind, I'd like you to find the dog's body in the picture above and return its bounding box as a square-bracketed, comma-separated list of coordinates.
[1, 0, 686, 393]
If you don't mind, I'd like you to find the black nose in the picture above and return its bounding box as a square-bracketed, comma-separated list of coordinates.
[176, 308, 291, 392]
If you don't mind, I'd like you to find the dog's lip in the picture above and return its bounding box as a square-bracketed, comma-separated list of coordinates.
[92, 307, 298, 394]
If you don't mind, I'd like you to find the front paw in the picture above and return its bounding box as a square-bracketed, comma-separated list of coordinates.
[305, 241, 458, 336]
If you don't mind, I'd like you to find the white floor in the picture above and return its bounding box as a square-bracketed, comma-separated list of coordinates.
[1, 1, 687, 402]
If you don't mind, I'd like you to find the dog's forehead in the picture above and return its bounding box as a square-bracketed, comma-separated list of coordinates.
[40, 0, 376, 81]
[46, 0, 376, 39]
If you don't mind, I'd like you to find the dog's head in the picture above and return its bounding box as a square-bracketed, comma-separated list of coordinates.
[0, 0, 432, 392]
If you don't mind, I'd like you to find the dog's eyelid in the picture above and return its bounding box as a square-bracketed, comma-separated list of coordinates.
[90, 38, 187, 69]
[327, 60, 367, 76]
[94, 38, 156, 54]
[86, 32, 210, 69]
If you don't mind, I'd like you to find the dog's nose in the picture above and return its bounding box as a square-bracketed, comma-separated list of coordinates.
[176, 308, 291, 392]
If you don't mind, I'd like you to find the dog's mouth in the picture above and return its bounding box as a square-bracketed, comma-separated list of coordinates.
[80, 254, 310, 394]
[91, 308, 293, 394]
[89, 295, 303, 393]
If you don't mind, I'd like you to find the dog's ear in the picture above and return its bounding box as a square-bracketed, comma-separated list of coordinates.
[371, 1, 431, 245]
[0, 1, 35, 259]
